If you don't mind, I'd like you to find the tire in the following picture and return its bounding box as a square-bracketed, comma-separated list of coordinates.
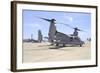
[80, 44, 82, 47]
[56, 43, 59, 46]
[63, 44, 65, 47]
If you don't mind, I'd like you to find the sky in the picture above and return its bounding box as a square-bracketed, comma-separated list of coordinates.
[23, 10, 91, 41]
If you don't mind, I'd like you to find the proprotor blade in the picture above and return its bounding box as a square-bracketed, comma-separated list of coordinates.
[57, 22, 74, 29]
[73, 27, 84, 32]
[36, 16, 51, 22]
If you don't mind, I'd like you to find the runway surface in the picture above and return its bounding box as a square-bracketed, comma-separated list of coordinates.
[23, 42, 91, 63]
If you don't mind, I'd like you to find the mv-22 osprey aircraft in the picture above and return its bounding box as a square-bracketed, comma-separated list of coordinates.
[37, 17, 84, 47]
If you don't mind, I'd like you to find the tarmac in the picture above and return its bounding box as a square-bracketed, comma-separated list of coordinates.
[23, 42, 91, 63]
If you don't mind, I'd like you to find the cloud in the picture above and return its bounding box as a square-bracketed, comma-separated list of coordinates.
[65, 16, 73, 22]
[63, 14, 73, 22]
[26, 23, 41, 29]
[34, 24, 41, 28]
[69, 17, 73, 22]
